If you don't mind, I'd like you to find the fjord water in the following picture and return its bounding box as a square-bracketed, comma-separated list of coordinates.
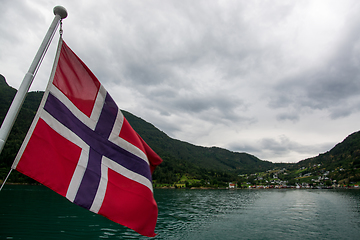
[1, 186, 360, 239]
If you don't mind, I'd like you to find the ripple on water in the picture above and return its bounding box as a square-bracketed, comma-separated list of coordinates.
[1, 187, 360, 239]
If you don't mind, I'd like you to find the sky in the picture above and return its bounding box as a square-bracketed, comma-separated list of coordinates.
[1, 0, 360, 163]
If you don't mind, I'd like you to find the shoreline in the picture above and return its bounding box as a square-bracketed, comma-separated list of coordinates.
[3, 181, 359, 190]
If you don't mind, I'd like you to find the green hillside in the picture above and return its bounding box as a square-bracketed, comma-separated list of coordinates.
[296, 131, 360, 169]
[0, 74, 276, 186]
[0, 75, 43, 169]
[122, 110, 274, 173]
[1, 73, 360, 187]
[292, 131, 360, 184]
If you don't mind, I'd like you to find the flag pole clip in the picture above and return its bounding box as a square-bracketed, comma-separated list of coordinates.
[59, 20, 63, 36]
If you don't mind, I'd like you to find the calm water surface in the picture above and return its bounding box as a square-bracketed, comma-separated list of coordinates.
[1, 185, 360, 239]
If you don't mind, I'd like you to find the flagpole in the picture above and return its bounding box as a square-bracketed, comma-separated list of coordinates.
[0, 6, 67, 155]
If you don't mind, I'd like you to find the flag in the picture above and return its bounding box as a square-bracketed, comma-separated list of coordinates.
[12, 39, 162, 237]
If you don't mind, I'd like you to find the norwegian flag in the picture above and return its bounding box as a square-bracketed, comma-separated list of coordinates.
[12, 40, 162, 237]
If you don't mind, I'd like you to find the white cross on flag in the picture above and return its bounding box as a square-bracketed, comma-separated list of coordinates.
[12, 39, 163, 237]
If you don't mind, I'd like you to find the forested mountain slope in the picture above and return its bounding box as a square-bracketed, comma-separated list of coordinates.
[0, 74, 276, 184]
[1, 74, 360, 186]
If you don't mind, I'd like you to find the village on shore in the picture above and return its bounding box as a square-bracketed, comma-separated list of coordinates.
[154, 162, 360, 190]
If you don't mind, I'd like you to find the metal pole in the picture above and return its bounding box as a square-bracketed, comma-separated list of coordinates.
[0, 6, 67, 155]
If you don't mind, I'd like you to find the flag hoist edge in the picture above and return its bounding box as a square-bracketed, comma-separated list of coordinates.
[12, 39, 162, 237]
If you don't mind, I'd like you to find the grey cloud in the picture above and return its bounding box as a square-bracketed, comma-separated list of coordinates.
[306, 39, 360, 109]
[0, 2, 45, 43]
[269, 32, 360, 118]
[142, 90, 253, 125]
[268, 94, 293, 109]
[266, 3, 360, 121]
[228, 136, 297, 160]
[260, 136, 296, 155]
[329, 101, 360, 119]
[123, 62, 171, 86]
[2, 0, 360, 163]
[329, 107, 353, 119]
[276, 112, 300, 122]
[229, 136, 336, 162]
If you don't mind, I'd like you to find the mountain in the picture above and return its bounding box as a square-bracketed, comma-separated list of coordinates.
[2, 74, 359, 186]
[0, 74, 16, 122]
[265, 131, 360, 186]
[122, 110, 275, 173]
[0, 74, 278, 183]
[0, 75, 43, 169]
[296, 131, 360, 171]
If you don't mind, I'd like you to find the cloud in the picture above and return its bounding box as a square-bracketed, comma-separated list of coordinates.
[267, 3, 360, 121]
[229, 135, 336, 163]
[1, 0, 360, 163]
[276, 112, 300, 122]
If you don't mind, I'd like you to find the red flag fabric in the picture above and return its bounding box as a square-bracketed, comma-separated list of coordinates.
[12, 39, 162, 237]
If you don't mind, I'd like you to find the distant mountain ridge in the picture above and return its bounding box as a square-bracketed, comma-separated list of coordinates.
[0, 74, 275, 174]
[1, 73, 359, 184]
[122, 110, 276, 173]
[296, 130, 360, 170]
[0, 74, 274, 171]
[0, 75, 44, 173]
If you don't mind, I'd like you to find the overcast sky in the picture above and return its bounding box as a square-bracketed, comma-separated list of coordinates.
[1, 0, 360, 163]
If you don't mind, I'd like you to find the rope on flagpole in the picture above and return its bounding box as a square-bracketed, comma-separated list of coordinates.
[0, 169, 13, 191]
[0, 6, 67, 191]
[33, 16, 59, 80]
[0, 17, 65, 192]
[0, 6, 67, 156]
[60, 19, 63, 37]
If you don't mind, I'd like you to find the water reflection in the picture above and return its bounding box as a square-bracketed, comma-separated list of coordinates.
[1, 186, 360, 239]
[154, 189, 360, 240]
